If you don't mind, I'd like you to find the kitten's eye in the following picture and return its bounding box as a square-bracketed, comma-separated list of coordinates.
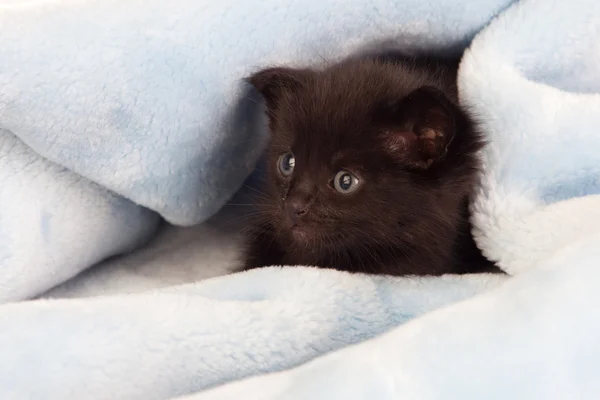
[277, 152, 295, 177]
[333, 170, 360, 194]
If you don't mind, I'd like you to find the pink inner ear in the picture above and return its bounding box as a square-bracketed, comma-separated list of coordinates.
[384, 130, 418, 153]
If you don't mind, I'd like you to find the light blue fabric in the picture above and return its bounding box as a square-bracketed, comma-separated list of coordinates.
[0, 128, 160, 302]
[192, 0, 600, 398]
[1, 268, 505, 399]
[195, 232, 600, 400]
[0, 0, 512, 301]
[2, 0, 600, 399]
[0, 0, 512, 226]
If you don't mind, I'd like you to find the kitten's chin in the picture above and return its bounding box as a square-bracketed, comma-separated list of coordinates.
[289, 225, 311, 242]
[283, 220, 326, 247]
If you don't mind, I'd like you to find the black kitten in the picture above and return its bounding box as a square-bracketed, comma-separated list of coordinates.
[241, 54, 499, 276]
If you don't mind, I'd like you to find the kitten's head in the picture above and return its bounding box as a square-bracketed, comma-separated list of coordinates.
[248, 59, 483, 262]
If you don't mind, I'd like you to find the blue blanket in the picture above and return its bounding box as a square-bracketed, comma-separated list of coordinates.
[2, 0, 600, 398]
[0, 0, 511, 301]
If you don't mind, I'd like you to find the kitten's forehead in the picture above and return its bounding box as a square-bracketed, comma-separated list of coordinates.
[277, 98, 385, 162]
[269, 59, 448, 164]
[283, 106, 374, 165]
[279, 61, 431, 128]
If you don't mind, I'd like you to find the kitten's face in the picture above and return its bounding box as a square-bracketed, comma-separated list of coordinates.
[263, 102, 422, 251]
[249, 60, 479, 257]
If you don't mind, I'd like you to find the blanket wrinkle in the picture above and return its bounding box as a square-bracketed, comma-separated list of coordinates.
[0, 128, 159, 303]
[2, 0, 599, 398]
[194, 0, 600, 397]
[0, 0, 513, 226]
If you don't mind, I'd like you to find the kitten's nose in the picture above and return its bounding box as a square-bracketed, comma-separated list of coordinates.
[285, 198, 308, 224]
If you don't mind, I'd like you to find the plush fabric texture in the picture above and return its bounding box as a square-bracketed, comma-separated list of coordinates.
[186, 0, 600, 398]
[193, 230, 600, 400]
[0, 0, 512, 225]
[1, 0, 599, 399]
[0, 0, 512, 302]
[2, 267, 505, 400]
[0, 128, 159, 302]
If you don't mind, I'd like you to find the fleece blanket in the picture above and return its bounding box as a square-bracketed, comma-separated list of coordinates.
[0, 0, 511, 302]
[1, 0, 599, 399]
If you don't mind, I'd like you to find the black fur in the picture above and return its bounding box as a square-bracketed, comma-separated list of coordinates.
[241, 55, 501, 276]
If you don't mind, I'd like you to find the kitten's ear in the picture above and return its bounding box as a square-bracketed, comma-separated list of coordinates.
[382, 86, 457, 169]
[247, 67, 311, 108]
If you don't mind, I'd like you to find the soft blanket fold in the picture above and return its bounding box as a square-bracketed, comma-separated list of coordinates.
[1, 0, 599, 399]
[193, 0, 600, 398]
[194, 229, 600, 400]
[0, 268, 505, 400]
[0, 0, 512, 301]
[0, 128, 159, 302]
[0, 0, 510, 226]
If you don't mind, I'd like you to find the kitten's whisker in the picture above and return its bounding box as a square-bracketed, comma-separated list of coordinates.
[242, 184, 270, 198]
[214, 210, 274, 230]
